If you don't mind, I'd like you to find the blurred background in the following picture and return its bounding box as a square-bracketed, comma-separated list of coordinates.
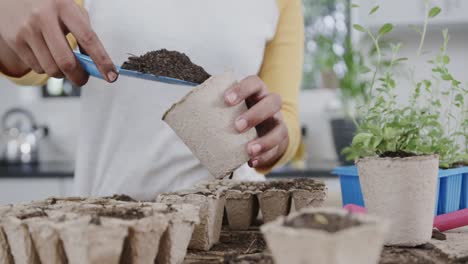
[1, 0, 467, 204]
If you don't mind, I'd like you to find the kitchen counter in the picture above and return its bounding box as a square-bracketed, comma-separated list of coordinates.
[0, 161, 74, 178]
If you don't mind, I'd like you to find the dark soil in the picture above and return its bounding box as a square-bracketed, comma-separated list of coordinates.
[380, 244, 463, 264]
[105, 194, 137, 202]
[292, 178, 326, 191]
[121, 49, 211, 84]
[95, 207, 146, 220]
[380, 151, 417, 158]
[185, 230, 269, 264]
[16, 210, 47, 220]
[284, 212, 362, 233]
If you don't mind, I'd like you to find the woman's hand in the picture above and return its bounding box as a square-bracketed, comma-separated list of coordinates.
[0, 0, 117, 85]
[224, 76, 289, 169]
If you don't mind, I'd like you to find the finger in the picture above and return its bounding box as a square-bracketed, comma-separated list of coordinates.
[224, 76, 268, 106]
[249, 145, 280, 168]
[59, 4, 117, 82]
[27, 32, 64, 78]
[13, 41, 44, 74]
[43, 20, 88, 86]
[234, 93, 282, 132]
[247, 120, 288, 157]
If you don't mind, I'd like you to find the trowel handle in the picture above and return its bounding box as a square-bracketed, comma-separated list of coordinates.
[344, 204, 367, 214]
[344, 204, 468, 232]
[434, 208, 468, 232]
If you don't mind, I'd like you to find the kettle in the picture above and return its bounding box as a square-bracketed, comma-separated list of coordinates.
[0, 108, 48, 164]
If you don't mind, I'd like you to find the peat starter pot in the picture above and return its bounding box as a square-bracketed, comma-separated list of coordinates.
[261, 207, 387, 264]
[356, 155, 439, 246]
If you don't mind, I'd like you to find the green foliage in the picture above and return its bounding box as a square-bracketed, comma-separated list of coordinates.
[343, 2, 468, 167]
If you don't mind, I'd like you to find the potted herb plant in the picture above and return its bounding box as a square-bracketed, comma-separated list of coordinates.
[343, 3, 468, 246]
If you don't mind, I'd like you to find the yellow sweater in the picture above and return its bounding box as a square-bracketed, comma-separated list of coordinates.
[1, 0, 304, 173]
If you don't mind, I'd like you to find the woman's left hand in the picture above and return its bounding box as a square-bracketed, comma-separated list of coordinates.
[224, 75, 289, 169]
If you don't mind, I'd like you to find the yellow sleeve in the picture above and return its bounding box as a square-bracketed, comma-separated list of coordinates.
[0, 0, 83, 86]
[257, 0, 304, 173]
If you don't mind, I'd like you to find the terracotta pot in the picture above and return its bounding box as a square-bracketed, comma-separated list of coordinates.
[356, 155, 439, 246]
[157, 191, 225, 251]
[163, 72, 257, 178]
[261, 207, 387, 264]
[225, 190, 259, 230]
[258, 189, 291, 223]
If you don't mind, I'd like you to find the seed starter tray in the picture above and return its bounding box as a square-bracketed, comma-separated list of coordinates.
[332, 165, 468, 215]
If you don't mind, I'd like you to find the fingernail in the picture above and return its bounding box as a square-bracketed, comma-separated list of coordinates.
[235, 118, 247, 131]
[252, 159, 259, 167]
[250, 144, 262, 155]
[226, 92, 238, 104]
[107, 70, 118, 82]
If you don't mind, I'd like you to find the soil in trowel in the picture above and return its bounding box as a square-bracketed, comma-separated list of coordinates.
[284, 212, 362, 233]
[121, 49, 211, 84]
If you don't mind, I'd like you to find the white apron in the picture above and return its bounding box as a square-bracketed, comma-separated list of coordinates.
[75, 0, 279, 200]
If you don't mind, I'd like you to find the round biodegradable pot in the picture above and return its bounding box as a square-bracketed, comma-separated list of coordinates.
[356, 155, 439, 246]
[261, 207, 387, 264]
[163, 72, 257, 179]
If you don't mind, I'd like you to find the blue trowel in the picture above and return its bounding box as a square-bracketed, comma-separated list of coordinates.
[73, 51, 198, 86]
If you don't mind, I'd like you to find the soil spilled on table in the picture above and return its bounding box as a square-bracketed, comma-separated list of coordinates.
[380, 244, 463, 264]
[121, 49, 211, 84]
[284, 212, 361, 233]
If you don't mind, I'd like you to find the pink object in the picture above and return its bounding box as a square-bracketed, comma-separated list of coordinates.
[344, 204, 468, 232]
[343, 204, 367, 214]
[434, 208, 468, 232]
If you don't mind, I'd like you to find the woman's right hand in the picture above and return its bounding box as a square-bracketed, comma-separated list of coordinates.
[0, 0, 117, 85]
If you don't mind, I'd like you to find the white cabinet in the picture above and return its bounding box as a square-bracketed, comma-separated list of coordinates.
[0, 178, 73, 205]
[353, 0, 468, 28]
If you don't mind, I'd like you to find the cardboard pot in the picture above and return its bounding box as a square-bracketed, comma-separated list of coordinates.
[225, 190, 259, 230]
[59, 216, 128, 264]
[1, 216, 41, 264]
[292, 188, 327, 211]
[26, 218, 66, 264]
[261, 207, 387, 264]
[157, 191, 225, 251]
[163, 72, 257, 178]
[156, 204, 200, 264]
[356, 155, 439, 246]
[258, 189, 291, 223]
[0, 226, 14, 264]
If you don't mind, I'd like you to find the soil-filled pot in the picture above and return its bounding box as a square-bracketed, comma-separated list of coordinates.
[0, 226, 13, 264]
[163, 72, 257, 178]
[356, 155, 439, 246]
[261, 207, 387, 264]
[59, 216, 128, 264]
[258, 189, 291, 223]
[292, 189, 327, 211]
[1, 214, 43, 264]
[156, 204, 200, 264]
[225, 190, 259, 230]
[26, 218, 66, 264]
[157, 191, 225, 251]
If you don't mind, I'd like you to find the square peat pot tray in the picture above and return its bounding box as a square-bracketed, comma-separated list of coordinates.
[332, 165, 468, 215]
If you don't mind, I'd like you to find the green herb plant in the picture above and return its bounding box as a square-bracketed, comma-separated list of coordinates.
[343, 2, 468, 168]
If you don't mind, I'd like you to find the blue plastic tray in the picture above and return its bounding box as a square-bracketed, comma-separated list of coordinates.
[332, 165, 468, 215]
